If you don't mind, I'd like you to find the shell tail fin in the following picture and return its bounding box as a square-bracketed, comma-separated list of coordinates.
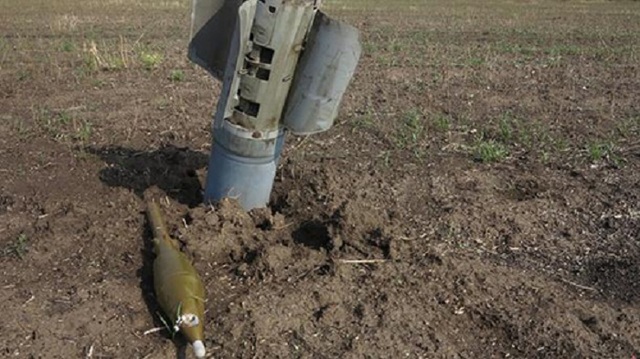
[146, 200, 180, 250]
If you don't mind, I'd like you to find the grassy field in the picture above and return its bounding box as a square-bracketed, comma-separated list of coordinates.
[1, 0, 639, 358]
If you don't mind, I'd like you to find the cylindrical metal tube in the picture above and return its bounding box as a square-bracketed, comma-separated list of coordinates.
[203, 0, 317, 210]
[282, 11, 362, 135]
[203, 121, 285, 210]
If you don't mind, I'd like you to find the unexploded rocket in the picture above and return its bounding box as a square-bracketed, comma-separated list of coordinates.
[147, 200, 206, 358]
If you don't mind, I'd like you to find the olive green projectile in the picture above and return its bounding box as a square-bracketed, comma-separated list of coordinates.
[147, 201, 206, 358]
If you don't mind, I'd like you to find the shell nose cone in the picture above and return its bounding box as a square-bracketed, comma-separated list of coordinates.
[193, 340, 206, 358]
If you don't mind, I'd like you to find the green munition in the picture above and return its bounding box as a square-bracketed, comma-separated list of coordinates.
[147, 200, 206, 358]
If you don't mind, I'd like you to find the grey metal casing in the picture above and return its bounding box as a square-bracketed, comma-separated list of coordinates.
[189, 0, 361, 137]
[282, 11, 361, 135]
[189, 0, 361, 209]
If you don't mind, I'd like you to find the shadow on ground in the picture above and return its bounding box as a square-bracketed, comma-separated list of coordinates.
[291, 220, 332, 251]
[88, 145, 208, 207]
[585, 254, 640, 303]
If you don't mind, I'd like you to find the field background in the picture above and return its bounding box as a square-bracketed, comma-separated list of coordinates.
[1, 0, 639, 358]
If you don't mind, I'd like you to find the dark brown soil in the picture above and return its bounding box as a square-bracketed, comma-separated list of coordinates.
[1, 1, 639, 358]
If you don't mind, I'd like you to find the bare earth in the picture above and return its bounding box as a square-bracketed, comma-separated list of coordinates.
[1, 0, 639, 358]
